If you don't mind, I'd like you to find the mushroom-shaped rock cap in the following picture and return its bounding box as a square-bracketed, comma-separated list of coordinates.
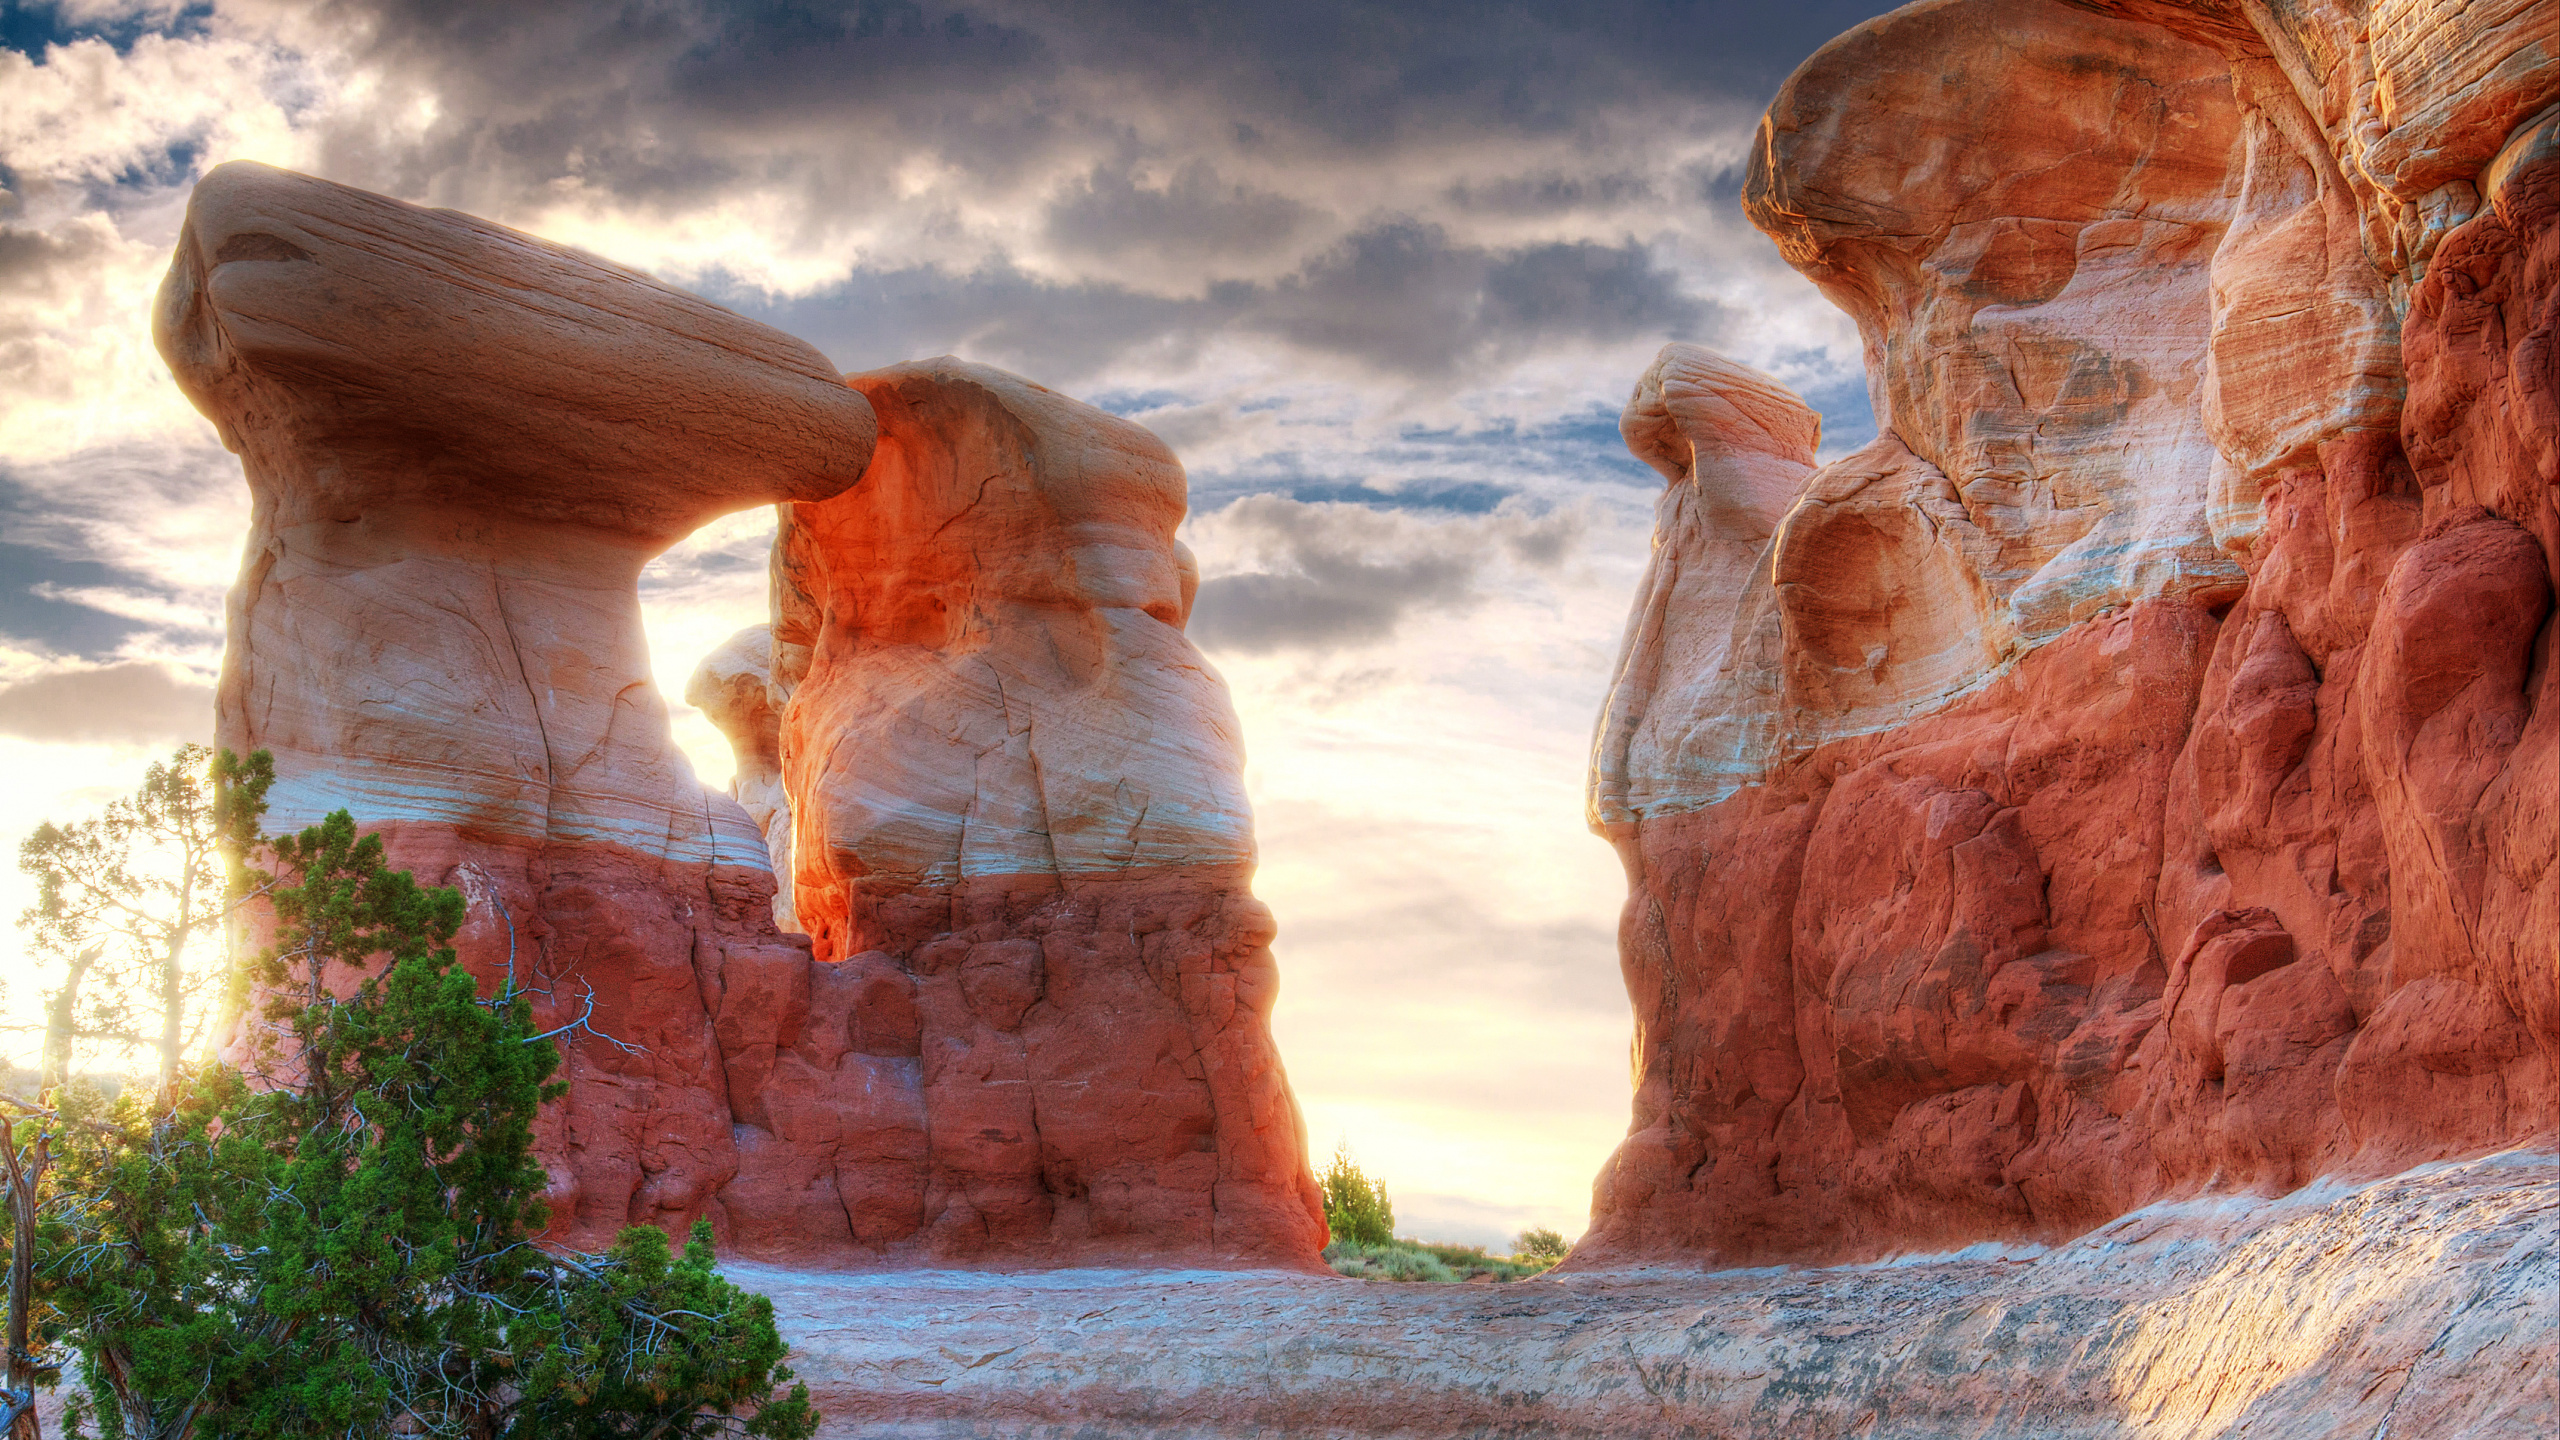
[1619, 342, 1820, 536]
[155, 161, 875, 544]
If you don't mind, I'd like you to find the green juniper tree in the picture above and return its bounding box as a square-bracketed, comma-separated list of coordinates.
[1317, 1141, 1394, 1247]
[16, 753, 816, 1439]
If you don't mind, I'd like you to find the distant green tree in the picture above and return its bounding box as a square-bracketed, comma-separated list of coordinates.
[15, 744, 272, 1107]
[22, 768, 815, 1439]
[1318, 1141, 1394, 1247]
[1513, 1226, 1570, 1262]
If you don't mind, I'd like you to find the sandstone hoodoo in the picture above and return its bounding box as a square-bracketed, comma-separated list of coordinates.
[1577, 0, 2559, 1270]
[717, 358, 1323, 1265]
[158, 159, 878, 1254]
[160, 163, 1321, 1268]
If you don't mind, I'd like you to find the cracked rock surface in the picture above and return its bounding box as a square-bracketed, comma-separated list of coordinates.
[746, 1151, 2559, 1439]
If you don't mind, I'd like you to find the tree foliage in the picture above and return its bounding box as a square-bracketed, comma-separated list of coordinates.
[1318, 1141, 1394, 1248]
[15, 745, 271, 1104]
[10, 753, 817, 1439]
[1512, 1226, 1569, 1262]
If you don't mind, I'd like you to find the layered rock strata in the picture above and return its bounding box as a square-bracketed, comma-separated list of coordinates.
[162, 164, 1323, 1268]
[159, 160, 876, 1251]
[1581, 0, 2558, 1267]
[691, 358, 1322, 1266]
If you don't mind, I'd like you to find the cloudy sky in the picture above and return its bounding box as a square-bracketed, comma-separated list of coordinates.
[0, 0, 1896, 1249]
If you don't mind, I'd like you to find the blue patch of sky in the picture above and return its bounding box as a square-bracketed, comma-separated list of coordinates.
[1797, 371, 1877, 458]
[1184, 402, 1664, 517]
[1279, 479, 1514, 514]
[0, 537, 152, 660]
[121, 136, 205, 190]
[1087, 388, 1190, 417]
[2, 0, 213, 58]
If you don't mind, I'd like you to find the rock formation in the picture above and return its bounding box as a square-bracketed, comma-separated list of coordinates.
[692, 358, 1323, 1266]
[160, 164, 1321, 1268]
[1578, 0, 2557, 1267]
[687, 626, 798, 933]
[158, 159, 876, 1252]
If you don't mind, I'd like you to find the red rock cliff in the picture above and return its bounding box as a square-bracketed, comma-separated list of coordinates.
[1577, 0, 2558, 1267]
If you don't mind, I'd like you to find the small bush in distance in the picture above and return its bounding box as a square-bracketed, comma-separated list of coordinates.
[1514, 1226, 1570, 1262]
[1318, 1140, 1393, 1247]
[1321, 1237, 1555, 1284]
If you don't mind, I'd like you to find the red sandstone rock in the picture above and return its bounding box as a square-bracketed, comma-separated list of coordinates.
[1579, 0, 2558, 1270]
[732, 357, 1325, 1267]
[162, 170, 1324, 1273]
[1748, 0, 2245, 649]
[156, 159, 880, 1250]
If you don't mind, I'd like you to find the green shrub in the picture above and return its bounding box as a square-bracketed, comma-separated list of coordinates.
[1514, 1226, 1570, 1262]
[1318, 1141, 1394, 1247]
[17, 772, 816, 1439]
[1320, 1236, 1559, 1284]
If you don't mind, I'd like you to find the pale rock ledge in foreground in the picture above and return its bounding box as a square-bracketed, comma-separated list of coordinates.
[752, 1151, 2559, 1440]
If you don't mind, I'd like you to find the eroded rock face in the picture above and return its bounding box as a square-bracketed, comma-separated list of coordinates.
[715, 357, 1323, 1267]
[158, 161, 879, 1250]
[165, 170, 1323, 1272]
[1581, 0, 2557, 1268]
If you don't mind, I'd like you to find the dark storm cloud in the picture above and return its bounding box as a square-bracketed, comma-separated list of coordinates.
[1443, 171, 1658, 216]
[1045, 161, 1316, 264]
[1250, 224, 1710, 379]
[738, 258, 1205, 381]
[0, 0, 1877, 418]
[1482, 240, 1715, 342]
[965, 0, 1911, 145]
[241, 0, 1906, 276]
[1186, 494, 1580, 655]
[0, 662, 213, 744]
[299, 0, 1906, 150]
[738, 222, 1707, 384]
[1191, 563, 1473, 655]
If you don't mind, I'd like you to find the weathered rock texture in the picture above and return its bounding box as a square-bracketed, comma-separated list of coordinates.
[688, 625, 798, 933]
[162, 165, 1321, 1269]
[698, 358, 1323, 1267]
[159, 160, 876, 1252]
[1581, 0, 2559, 1268]
[749, 1151, 2560, 1440]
